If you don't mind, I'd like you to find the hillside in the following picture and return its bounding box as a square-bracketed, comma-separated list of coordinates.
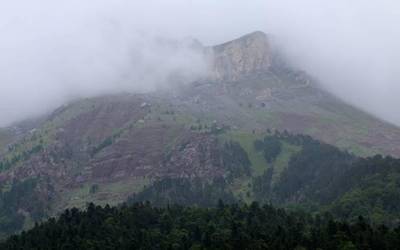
[127, 132, 400, 225]
[1, 31, 400, 236]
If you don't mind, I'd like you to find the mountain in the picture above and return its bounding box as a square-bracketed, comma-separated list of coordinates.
[1, 31, 400, 237]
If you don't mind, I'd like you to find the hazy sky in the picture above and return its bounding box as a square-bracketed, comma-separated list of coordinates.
[0, 0, 399, 126]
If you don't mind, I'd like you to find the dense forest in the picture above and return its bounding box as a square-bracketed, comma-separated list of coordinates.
[2, 202, 400, 250]
[128, 177, 236, 207]
[0, 178, 49, 238]
[250, 132, 400, 224]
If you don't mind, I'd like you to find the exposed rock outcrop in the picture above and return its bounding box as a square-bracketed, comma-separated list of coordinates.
[207, 31, 272, 82]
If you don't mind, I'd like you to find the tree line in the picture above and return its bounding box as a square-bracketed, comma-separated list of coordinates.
[2, 202, 400, 250]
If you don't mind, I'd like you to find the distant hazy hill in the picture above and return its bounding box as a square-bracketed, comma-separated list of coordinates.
[1, 31, 400, 237]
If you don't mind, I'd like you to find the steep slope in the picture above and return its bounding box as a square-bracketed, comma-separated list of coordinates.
[1, 31, 400, 236]
[201, 31, 400, 156]
[0, 94, 246, 236]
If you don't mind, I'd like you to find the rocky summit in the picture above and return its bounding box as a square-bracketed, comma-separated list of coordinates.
[208, 31, 272, 82]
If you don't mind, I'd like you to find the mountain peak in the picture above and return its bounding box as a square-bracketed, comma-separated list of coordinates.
[208, 31, 272, 82]
[214, 31, 268, 49]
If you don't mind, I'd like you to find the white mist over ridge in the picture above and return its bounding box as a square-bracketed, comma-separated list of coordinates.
[0, 0, 209, 126]
[262, 0, 400, 126]
[1, 0, 400, 126]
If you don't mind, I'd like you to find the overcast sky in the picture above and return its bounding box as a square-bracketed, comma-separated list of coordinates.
[0, 0, 399, 126]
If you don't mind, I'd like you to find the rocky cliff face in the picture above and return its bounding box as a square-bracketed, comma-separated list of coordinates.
[208, 31, 272, 82]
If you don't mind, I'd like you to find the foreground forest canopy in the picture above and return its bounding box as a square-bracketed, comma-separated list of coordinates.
[2, 202, 400, 250]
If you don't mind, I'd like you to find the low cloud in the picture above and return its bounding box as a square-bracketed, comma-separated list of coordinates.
[0, 0, 208, 126]
[1, 1, 400, 126]
[262, 0, 400, 125]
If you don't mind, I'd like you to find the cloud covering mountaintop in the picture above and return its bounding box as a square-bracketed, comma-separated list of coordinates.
[0, 0, 399, 126]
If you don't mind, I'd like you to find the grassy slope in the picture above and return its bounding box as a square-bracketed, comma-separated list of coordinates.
[221, 131, 270, 176]
[0, 100, 97, 172]
[272, 142, 301, 184]
[220, 131, 301, 202]
[52, 178, 150, 214]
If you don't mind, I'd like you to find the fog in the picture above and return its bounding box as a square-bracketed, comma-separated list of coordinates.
[1, 0, 399, 126]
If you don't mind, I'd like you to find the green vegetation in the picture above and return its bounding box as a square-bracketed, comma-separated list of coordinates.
[254, 135, 282, 163]
[52, 178, 149, 212]
[0, 144, 43, 171]
[221, 131, 301, 178]
[271, 141, 301, 184]
[221, 132, 270, 176]
[90, 137, 113, 156]
[254, 136, 282, 163]
[0, 100, 100, 172]
[2, 202, 400, 250]
[0, 178, 48, 238]
[248, 132, 400, 224]
[123, 131, 400, 225]
[327, 156, 400, 225]
[335, 137, 379, 157]
[128, 178, 236, 207]
[229, 177, 253, 203]
[2, 123, 400, 240]
[221, 141, 252, 179]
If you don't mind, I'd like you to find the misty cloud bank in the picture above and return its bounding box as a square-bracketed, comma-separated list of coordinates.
[263, 0, 400, 125]
[1, 0, 400, 126]
[0, 0, 209, 126]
